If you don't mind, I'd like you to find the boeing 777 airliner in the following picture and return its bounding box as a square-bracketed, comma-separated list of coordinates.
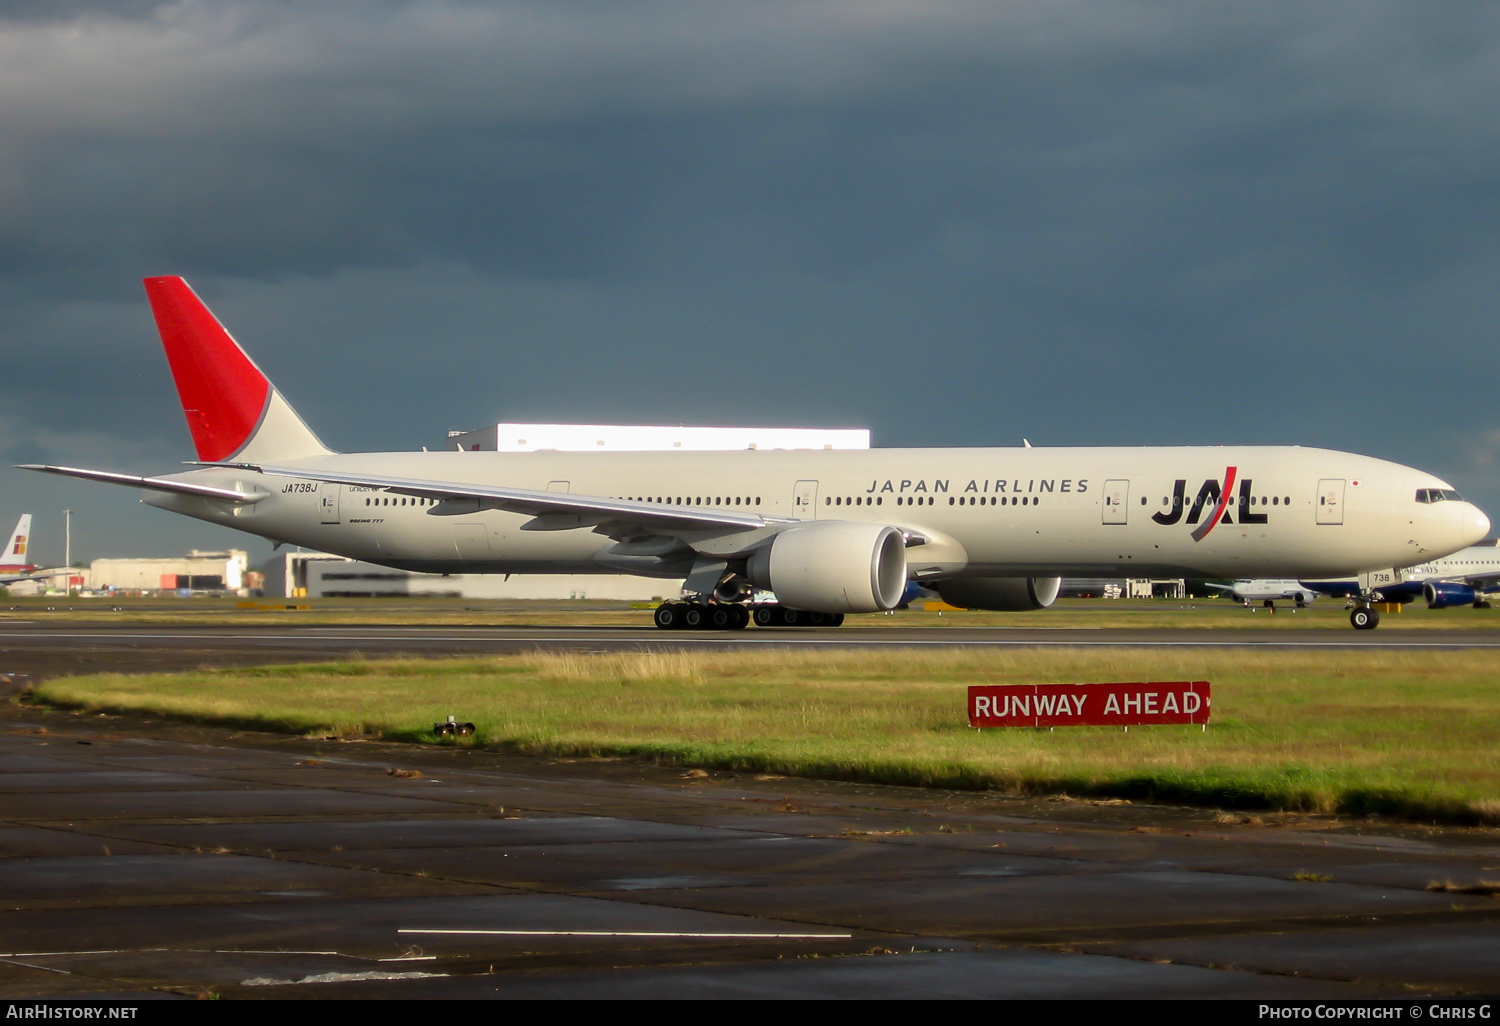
[21, 278, 1491, 630]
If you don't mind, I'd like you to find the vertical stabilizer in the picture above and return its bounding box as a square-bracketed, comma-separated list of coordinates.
[143, 277, 332, 463]
[0, 514, 32, 570]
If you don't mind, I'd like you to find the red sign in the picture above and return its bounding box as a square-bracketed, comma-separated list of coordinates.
[968, 682, 1210, 728]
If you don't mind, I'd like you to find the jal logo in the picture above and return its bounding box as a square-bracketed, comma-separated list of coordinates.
[1151, 467, 1267, 541]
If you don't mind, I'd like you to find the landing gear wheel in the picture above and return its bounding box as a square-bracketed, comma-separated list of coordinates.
[753, 605, 777, 627]
[780, 608, 803, 627]
[830, 613, 845, 627]
[729, 606, 750, 629]
[807, 611, 830, 627]
[1475, 600, 1492, 609]
[707, 605, 732, 630]
[1350, 606, 1381, 630]
[681, 605, 705, 629]
[654, 604, 682, 630]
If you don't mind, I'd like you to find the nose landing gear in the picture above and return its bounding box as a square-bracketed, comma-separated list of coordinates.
[1350, 605, 1381, 630]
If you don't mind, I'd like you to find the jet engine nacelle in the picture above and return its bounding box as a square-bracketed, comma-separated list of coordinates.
[932, 576, 1062, 611]
[747, 521, 907, 613]
[1424, 581, 1477, 609]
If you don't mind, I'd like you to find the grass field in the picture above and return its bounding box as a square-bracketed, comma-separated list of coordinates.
[30, 648, 1500, 824]
[2, 594, 1497, 629]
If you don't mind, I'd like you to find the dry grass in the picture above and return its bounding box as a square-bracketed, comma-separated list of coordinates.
[29, 647, 1500, 823]
[1426, 879, 1500, 896]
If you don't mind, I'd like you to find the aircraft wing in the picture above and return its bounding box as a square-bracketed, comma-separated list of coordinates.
[201, 461, 798, 538]
[18, 465, 271, 504]
[0, 567, 76, 586]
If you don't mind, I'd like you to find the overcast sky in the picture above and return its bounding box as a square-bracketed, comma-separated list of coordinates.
[1, 0, 1497, 564]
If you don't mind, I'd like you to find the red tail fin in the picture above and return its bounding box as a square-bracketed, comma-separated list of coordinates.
[144, 276, 271, 462]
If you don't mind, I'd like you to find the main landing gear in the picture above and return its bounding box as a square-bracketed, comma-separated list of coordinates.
[653, 602, 846, 631]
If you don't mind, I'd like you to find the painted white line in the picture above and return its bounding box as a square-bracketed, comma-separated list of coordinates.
[0, 959, 71, 975]
[399, 928, 852, 939]
[0, 948, 344, 957]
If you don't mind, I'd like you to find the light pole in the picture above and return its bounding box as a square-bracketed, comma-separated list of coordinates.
[62, 509, 71, 567]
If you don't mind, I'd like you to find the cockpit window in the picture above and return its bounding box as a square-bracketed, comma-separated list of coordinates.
[1416, 488, 1466, 503]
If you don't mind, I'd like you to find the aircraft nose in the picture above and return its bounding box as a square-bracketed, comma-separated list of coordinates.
[1463, 503, 1491, 545]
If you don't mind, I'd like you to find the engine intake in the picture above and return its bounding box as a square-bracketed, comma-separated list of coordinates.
[1424, 581, 1477, 609]
[747, 521, 907, 613]
[933, 576, 1061, 611]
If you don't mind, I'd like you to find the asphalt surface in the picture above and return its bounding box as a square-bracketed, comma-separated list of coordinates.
[0, 619, 1497, 999]
[3, 702, 1499, 1000]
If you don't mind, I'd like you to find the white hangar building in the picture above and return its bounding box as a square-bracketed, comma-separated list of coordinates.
[445, 423, 870, 453]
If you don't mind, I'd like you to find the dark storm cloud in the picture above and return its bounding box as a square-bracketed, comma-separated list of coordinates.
[1, 0, 1498, 558]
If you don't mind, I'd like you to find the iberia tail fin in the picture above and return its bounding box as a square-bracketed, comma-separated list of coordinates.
[143, 277, 332, 463]
[1, 514, 32, 569]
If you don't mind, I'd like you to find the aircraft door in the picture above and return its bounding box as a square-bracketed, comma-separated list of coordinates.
[1316, 479, 1345, 525]
[319, 484, 341, 525]
[1102, 479, 1129, 525]
[547, 480, 570, 493]
[793, 480, 819, 519]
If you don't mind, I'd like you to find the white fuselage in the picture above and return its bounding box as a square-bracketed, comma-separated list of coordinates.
[143, 444, 1489, 583]
[1398, 544, 1500, 582]
[1219, 580, 1318, 604]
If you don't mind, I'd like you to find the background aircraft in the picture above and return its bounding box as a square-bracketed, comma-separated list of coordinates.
[1302, 541, 1500, 609]
[1205, 579, 1318, 607]
[0, 514, 74, 587]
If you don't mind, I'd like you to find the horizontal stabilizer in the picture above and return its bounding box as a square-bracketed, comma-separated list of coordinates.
[17, 465, 269, 504]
